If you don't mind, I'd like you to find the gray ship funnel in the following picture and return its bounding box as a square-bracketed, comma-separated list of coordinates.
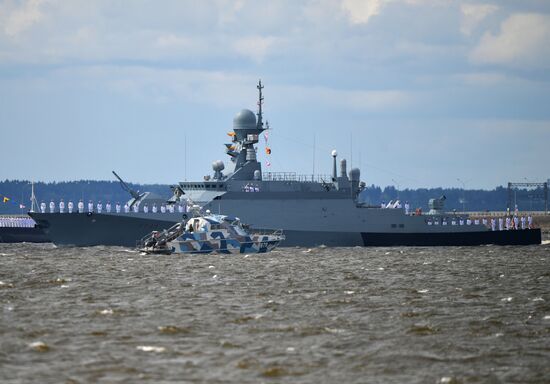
[340, 159, 347, 178]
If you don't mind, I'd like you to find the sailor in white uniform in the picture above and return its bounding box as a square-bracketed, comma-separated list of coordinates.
[491, 218, 496, 231]
[49, 200, 55, 213]
[527, 215, 533, 229]
[133, 204, 139, 213]
[78, 199, 84, 213]
[124, 203, 129, 213]
[160, 204, 166, 213]
[59, 199, 65, 213]
[404, 201, 410, 215]
[178, 204, 184, 213]
[381, 201, 385, 208]
[498, 217, 504, 231]
[505, 217, 511, 230]
[482, 218, 487, 227]
[143, 204, 149, 213]
[459, 219, 464, 226]
[40, 202, 46, 213]
[115, 202, 121, 213]
[474, 219, 479, 225]
[106, 201, 112, 213]
[168, 204, 174, 213]
[97, 201, 103, 214]
[68, 201, 74, 213]
[513, 216, 519, 230]
[521, 216, 526, 229]
[88, 200, 93, 213]
[466, 219, 472, 225]
[152, 203, 157, 213]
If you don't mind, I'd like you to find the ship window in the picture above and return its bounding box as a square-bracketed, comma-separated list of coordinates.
[391, 224, 397, 228]
[399, 224, 404, 228]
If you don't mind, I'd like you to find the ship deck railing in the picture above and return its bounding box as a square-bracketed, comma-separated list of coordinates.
[252, 228, 284, 236]
[263, 172, 332, 183]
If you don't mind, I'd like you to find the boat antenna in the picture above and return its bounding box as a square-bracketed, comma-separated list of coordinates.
[256, 79, 264, 129]
[312, 133, 316, 178]
[29, 181, 39, 213]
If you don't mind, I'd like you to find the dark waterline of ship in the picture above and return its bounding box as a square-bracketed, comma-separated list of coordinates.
[1, 243, 549, 383]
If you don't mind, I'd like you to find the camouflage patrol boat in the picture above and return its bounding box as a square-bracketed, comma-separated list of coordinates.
[138, 214, 284, 254]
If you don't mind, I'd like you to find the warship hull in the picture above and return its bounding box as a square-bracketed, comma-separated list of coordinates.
[362, 229, 541, 247]
[29, 209, 541, 247]
[0, 227, 50, 243]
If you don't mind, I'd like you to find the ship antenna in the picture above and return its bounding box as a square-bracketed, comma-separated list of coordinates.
[256, 79, 264, 129]
[30, 181, 39, 213]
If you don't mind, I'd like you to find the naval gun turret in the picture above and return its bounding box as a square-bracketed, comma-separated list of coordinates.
[428, 195, 446, 215]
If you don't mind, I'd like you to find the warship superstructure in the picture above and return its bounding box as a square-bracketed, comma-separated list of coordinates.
[30, 81, 541, 247]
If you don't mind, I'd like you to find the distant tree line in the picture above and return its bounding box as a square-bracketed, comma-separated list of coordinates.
[0, 179, 547, 214]
[0, 180, 170, 214]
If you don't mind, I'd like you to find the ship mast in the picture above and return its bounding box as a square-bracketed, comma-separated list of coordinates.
[30, 181, 39, 213]
[256, 80, 264, 129]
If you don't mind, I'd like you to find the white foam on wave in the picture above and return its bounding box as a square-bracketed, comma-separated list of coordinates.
[29, 341, 50, 352]
[543, 315, 550, 320]
[136, 345, 165, 353]
[532, 297, 544, 302]
[99, 308, 114, 315]
[501, 297, 513, 302]
[417, 289, 429, 293]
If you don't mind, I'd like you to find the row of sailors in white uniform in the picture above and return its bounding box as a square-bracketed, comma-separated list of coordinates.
[426, 216, 533, 230]
[40, 200, 188, 214]
[0, 216, 36, 228]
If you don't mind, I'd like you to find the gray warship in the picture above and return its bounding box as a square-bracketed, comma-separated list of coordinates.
[30, 81, 541, 247]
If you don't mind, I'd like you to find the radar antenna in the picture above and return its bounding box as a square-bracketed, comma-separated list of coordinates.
[256, 79, 264, 129]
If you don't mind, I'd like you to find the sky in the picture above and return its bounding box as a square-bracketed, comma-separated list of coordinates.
[0, 0, 549, 189]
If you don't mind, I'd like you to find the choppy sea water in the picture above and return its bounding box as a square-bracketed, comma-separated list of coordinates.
[1, 243, 549, 384]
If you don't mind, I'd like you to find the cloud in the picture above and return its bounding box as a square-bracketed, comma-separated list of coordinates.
[460, 3, 498, 36]
[470, 13, 550, 69]
[2, 0, 50, 36]
[232, 35, 278, 63]
[274, 84, 412, 112]
[341, 0, 385, 25]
